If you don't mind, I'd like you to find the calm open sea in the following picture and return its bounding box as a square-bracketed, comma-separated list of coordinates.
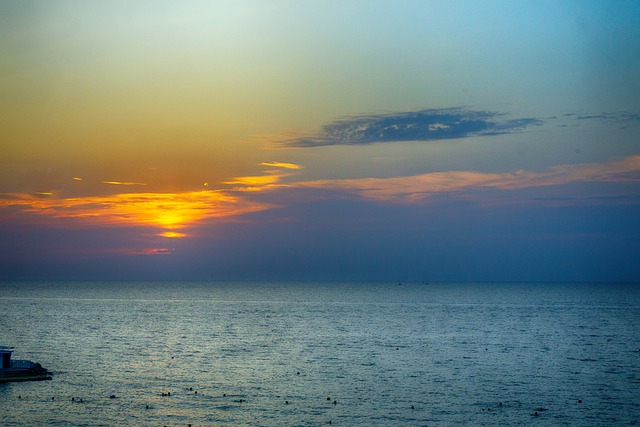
[1, 281, 639, 426]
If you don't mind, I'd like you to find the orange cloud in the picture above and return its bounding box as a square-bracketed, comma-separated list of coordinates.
[102, 181, 147, 186]
[0, 190, 275, 233]
[223, 174, 283, 186]
[223, 161, 301, 190]
[260, 161, 302, 170]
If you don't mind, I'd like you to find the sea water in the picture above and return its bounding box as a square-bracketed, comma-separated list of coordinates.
[0, 281, 639, 426]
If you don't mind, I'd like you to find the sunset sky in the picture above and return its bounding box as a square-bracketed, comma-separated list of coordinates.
[1, 1, 639, 281]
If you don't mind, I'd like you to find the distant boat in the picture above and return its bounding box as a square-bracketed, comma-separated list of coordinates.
[0, 346, 51, 382]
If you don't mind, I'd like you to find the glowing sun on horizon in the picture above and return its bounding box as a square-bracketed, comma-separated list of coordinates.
[158, 231, 187, 238]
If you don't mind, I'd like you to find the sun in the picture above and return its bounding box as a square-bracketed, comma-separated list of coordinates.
[158, 231, 187, 239]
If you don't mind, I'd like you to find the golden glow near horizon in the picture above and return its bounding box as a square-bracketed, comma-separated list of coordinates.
[2, 156, 638, 237]
[0, 161, 299, 242]
[0, 189, 275, 237]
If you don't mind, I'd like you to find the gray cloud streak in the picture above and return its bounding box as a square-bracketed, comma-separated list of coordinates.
[285, 108, 542, 147]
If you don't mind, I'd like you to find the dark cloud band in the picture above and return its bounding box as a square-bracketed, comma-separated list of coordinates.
[286, 108, 542, 147]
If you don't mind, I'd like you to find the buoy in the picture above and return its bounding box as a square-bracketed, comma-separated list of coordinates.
[327, 397, 331, 401]
[578, 399, 582, 404]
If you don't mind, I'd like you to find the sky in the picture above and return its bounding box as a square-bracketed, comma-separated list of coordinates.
[1, 0, 639, 282]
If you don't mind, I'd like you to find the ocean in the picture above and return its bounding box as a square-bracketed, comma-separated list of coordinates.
[1, 281, 639, 426]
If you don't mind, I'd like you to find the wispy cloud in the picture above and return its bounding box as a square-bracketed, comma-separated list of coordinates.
[102, 181, 147, 186]
[223, 161, 302, 191]
[260, 161, 302, 169]
[70, 247, 176, 256]
[574, 112, 640, 124]
[293, 156, 640, 202]
[278, 108, 542, 147]
[137, 248, 174, 255]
